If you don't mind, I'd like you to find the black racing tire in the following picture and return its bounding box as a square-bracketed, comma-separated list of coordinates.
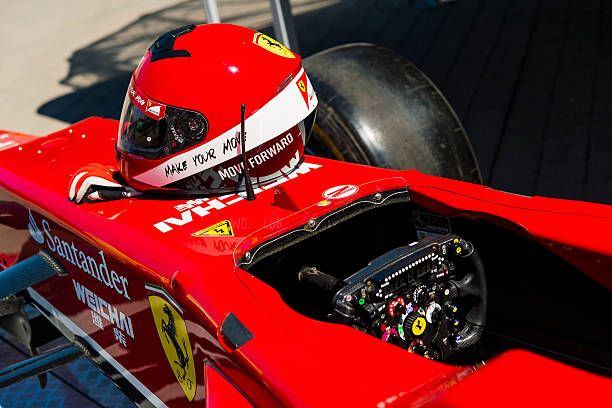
[303, 44, 482, 184]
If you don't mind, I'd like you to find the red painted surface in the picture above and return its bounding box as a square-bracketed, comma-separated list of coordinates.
[0, 117, 610, 406]
[0, 130, 38, 152]
[136, 24, 301, 137]
[204, 364, 253, 408]
[426, 350, 612, 408]
[405, 174, 612, 291]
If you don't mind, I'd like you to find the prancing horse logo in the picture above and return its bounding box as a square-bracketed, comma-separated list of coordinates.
[161, 304, 190, 381]
[149, 294, 196, 401]
[253, 32, 295, 58]
[262, 37, 282, 50]
[411, 316, 427, 336]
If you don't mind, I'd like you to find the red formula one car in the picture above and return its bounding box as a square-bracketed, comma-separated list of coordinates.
[0, 23, 610, 407]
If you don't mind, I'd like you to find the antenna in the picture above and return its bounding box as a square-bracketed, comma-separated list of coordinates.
[240, 104, 256, 201]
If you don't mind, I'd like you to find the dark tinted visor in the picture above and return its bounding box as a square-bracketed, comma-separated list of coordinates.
[117, 94, 208, 159]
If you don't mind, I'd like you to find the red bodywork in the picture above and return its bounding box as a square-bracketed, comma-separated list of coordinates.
[0, 118, 610, 407]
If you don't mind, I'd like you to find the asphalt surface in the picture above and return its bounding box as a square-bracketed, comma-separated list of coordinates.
[1, 0, 611, 406]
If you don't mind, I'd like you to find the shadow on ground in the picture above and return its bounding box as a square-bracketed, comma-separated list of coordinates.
[38, 0, 612, 204]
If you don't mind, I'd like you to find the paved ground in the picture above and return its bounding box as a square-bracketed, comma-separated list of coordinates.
[290, 0, 612, 204]
[0, 0, 337, 135]
[1, 0, 611, 406]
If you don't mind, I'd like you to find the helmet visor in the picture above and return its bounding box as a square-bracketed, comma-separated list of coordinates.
[117, 80, 208, 159]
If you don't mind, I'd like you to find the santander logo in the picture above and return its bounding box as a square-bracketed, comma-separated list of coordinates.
[26, 208, 131, 300]
[28, 209, 45, 244]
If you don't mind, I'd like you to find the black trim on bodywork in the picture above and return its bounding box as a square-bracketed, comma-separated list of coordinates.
[205, 363, 257, 407]
[237, 188, 410, 269]
[0, 344, 83, 389]
[149, 24, 195, 63]
[220, 313, 253, 349]
[24, 294, 156, 408]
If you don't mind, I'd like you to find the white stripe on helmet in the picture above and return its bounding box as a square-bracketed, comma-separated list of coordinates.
[133, 68, 318, 187]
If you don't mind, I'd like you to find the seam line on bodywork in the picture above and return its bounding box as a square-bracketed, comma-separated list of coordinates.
[413, 185, 612, 220]
[27, 288, 168, 408]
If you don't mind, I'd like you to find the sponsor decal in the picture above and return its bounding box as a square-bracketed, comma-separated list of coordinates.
[154, 161, 323, 233]
[146, 100, 165, 117]
[72, 279, 134, 342]
[113, 327, 128, 347]
[317, 200, 331, 207]
[134, 68, 316, 187]
[413, 211, 450, 240]
[28, 211, 131, 300]
[128, 79, 166, 120]
[174, 198, 210, 212]
[191, 149, 217, 168]
[323, 184, 359, 200]
[27, 289, 167, 408]
[192, 220, 233, 237]
[28, 209, 44, 244]
[148, 294, 196, 401]
[165, 160, 188, 178]
[252, 33, 295, 58]
[169, 125, 302, 192]
[91, 310, 103, 330]
[252, 132, 292, 167]
[208, 129, 299, 185]
[296, 71, 309, 107]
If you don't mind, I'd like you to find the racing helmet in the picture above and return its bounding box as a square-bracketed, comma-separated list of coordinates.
[117, 24, 317, 193]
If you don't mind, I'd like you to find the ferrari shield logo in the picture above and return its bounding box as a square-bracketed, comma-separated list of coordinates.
[149, 295, 196, 401]
[411, 317, 427, 336]
[296, 71, 309, 107]
[191, 220, 233, 237]
[253, 33, 295, 58]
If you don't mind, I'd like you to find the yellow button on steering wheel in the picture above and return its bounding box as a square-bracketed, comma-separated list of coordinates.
[411, 316, 427, 336]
